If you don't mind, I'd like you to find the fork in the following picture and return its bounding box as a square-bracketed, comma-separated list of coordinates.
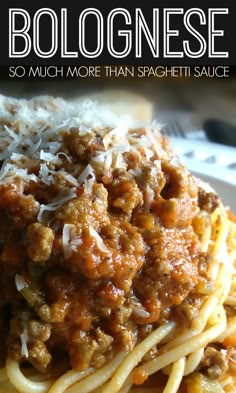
[157, 112, 206, 141]
[156, 111, 191, 138]
[161, 119, 186, 138]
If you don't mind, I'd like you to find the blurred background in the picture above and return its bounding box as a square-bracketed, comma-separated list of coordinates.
[1, 66, 236, 145]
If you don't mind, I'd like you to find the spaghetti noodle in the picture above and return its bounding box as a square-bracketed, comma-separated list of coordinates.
[0, 94, 236, 393]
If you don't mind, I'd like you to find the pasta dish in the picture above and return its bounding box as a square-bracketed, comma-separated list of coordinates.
[0, 95, 236, 393]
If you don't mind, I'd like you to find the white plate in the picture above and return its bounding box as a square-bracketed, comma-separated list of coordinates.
[170, 138, 236, 213]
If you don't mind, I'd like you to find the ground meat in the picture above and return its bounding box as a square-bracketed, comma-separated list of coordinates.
[69, 327, 113, 370]
[63, 129, 105, 164]
[133, 227, 199, 322]
[27, 320, 51, 342]
[0, 97, 221, 374]
[37, 301, 69, 323]
[198, 188, 220, 213]
[200, 347, 229, 379]
[56, 183, 110, 231]
[151, 163, 198, 228]
[28, 341, 52, 372]
[67, 219, 145, 292]
[26, 223, 54, 263]
[106, 168, 143, 217]
[0, 181, 40, 226]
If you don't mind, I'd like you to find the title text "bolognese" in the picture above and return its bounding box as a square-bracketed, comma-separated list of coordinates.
[9, 7, 229, 59]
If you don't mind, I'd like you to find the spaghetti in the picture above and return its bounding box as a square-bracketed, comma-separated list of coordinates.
[0, 94, 236, 393]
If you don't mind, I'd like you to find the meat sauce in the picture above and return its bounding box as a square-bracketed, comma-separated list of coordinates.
[0, 97, 219, 374]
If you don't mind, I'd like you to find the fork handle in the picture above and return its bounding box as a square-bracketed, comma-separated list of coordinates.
[203, 119, 236, 147]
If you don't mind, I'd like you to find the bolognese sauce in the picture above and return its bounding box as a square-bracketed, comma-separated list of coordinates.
[1, 95, 232, 392]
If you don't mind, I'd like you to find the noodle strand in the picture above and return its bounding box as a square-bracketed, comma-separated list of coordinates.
[184, 348, 204, 376]
[102, 322, 175, 393]
[136, 311, 226, 378]
[47, 367, 93, 393]
[6, 360, 53, 393]
[162, 358, 186, 393]
[65, 352, 126, 393]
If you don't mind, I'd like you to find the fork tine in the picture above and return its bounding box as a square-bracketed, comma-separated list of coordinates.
[161, 119, 186, 138]
[169, 120, 180, 137]
[162, 124, 172, 137]
[172, 120, 186, 138]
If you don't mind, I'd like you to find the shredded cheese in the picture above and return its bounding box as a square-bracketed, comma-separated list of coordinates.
[132, 306, 150, 319]
[84, 177, 95, 195]
[37, 188, 77, 221]
[78, 164, 95, 183]
[39, 163, 54, 185]
[20, 333, 29, 358]
[89, 225, 109, 253]
[0, 94, 165, 230]
[15, 275, 28, 292]
[40, 149, 61, 164]
[0, 163, 37, 182]
[144, 185, 155, 211]
[62, 224, 76, 259]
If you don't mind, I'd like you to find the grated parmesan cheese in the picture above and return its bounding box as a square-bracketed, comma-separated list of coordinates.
[56, 152, 72, 163]
[10, 152, 28, 161]
[78, 164, 96, 194]
[62, 223, 83, 258]
[62, 224, 75, 259]
[145, 127, 166, 159]
[132, 306, 150, 319]
[84, 177, 95, 195]
[40, 149, 61, 164]
[20, 311, 29, 359]
[15, 274, 28, 291]
[39, 163, 54, 185]
[20, 333, 29, 358]
[89, 225, 109, 253]
[0, 94, 165, 231]
[0, 163, 37, 182]
[62, 173, 79, 187]
[144, 185, 155, 211]
[78, 164, 95, 183]
[37, 188, 77, 221]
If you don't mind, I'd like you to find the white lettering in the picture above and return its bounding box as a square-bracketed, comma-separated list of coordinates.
[78, 8, 103, 58]
[183, 8, 207, 58]
[107, 8, 132, 58]
[9, 9, 31, 57]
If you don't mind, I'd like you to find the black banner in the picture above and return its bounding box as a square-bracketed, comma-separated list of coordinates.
[0, 0, 235, 65]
